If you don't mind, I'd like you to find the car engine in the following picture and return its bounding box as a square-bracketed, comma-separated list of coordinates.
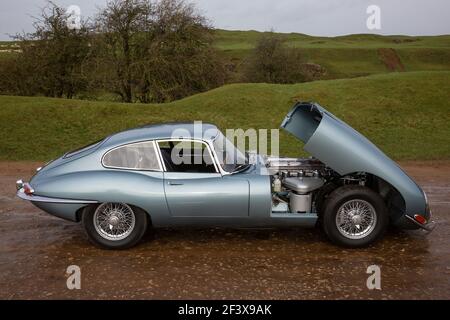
[265, 157, 332, 214]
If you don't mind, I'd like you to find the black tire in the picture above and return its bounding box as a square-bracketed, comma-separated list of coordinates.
[322, 185, 388, 248]
[82, 203, 148, 250]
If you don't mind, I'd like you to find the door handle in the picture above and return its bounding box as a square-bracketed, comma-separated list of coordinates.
[168, 181, 184, 186]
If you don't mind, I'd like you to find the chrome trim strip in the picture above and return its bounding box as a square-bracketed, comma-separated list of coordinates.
[405, 214, 436, 232]
[153, 140, 164, 171]
[16, 188, 98, 204]
[155, 140, 167, 172]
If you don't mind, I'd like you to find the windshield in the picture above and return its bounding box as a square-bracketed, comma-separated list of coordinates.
[212, 132, 248, 173]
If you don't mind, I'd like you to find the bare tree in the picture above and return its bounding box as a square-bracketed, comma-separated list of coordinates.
[95, 0, 225, 103]
[95, 0, 152, 102]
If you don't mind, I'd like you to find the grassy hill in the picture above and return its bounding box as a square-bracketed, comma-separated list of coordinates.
[214, 30, 450, 50]
[1, 71, 449, 162]
[214, 30, 450, 80]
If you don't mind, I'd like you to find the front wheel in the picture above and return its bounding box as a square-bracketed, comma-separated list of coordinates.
[82, 203, 148, 249]
[322, 185, 388, 248]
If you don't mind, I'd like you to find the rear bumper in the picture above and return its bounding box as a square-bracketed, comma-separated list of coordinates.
[16, 188, 97, 222]
[16, 180, 98, 222]
[16, 187, 97, 204]
[16, 179, 97, 204]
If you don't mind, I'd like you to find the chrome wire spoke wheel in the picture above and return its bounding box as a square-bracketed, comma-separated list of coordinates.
[93, 203, 136, 241]
[335, 199, 377, 240]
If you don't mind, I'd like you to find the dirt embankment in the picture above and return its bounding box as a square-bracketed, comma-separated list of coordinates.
[378, 48, 405, 72]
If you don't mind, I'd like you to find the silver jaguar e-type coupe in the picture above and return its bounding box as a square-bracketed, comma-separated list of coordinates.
[16, 102, 434, 249]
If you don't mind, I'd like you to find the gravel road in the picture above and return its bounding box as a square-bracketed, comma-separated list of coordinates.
[0, 161, 449, 299]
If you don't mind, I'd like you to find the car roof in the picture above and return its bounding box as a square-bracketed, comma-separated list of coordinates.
[102, 122, 220, 148]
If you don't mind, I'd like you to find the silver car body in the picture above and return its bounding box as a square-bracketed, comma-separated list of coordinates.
[16, 102, 433, 231]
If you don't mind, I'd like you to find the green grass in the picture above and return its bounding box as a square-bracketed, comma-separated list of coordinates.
[1, 71, 449, 162]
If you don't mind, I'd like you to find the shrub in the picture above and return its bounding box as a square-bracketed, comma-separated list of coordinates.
[243, 33, 307, 84]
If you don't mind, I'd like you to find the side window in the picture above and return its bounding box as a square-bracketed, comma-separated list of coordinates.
[103, 141, 161, 171]
[158, 140, 217, 173]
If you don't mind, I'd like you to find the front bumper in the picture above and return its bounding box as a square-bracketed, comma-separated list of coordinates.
[405, 214, 436, 233]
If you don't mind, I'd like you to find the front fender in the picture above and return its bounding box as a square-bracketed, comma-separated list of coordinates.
[304, 113, 427, 219]
[281, 102, 428, 221]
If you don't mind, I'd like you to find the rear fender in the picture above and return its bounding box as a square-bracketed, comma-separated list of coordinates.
[30, 170, 169, 225]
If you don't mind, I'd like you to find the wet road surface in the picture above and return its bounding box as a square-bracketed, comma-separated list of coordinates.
[0, 161, 449, 299]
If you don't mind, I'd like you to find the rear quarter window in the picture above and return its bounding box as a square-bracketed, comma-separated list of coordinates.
[102, 141, 161, 171]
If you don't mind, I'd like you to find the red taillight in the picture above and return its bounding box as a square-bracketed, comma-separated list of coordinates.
[23, 183, 34, 195]
[414, 214, 427, 225]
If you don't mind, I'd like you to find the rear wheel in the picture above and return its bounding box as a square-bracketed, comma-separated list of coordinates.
[82, 203, 148, 249]
[322, 185, 388, 248]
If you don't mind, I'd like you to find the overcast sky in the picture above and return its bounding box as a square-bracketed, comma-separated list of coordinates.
[1, 0, 449, 40]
